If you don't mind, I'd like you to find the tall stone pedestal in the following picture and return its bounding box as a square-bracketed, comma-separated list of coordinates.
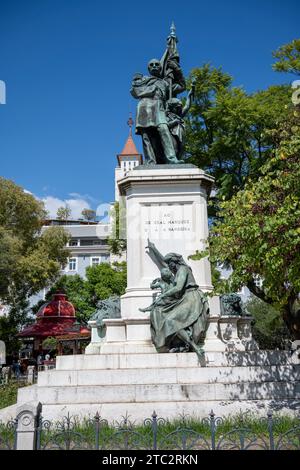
[97, 164, 217, 353]
[121, 164, 214, 304]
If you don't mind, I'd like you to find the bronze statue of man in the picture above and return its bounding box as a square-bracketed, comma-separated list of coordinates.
[130, 24, 187, 164]
[131, 58, 185, 164]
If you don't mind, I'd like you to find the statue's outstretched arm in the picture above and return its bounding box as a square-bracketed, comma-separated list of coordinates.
[146, 239, 167, 271]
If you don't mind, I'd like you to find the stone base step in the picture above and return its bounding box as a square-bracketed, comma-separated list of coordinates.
[55, 351, 292, 371]
[38, 398, 300, 423]
[18, 381, 300, 405]
[37, 365, 300, 387]
[13, 350, 299, 425]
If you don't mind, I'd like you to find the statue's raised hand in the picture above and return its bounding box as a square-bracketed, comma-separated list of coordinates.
[146, 239, 156, 251]
[167, 59, 180, 72]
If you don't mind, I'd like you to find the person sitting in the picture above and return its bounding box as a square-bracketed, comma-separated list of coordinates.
[145, 240, 209, 361]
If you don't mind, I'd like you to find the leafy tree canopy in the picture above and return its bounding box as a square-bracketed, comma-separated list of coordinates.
[0, 178, 70, 303]
[208, 107, 300, 337]
[85, 262, 127, 301]
[81, 209, 96, 221]
[185, 64, 291, 209]
[186, 44, 300, 339]
[272, 39, 300, 76]
[245, 296, 291, 350]
[56, 205, 71, 221]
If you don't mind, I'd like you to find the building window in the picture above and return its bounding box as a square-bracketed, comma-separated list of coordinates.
[80, 238, 108, 246]
[80, 239, 95, 246]
[94, 239, 108, 245]
[68, 239, 79, 247]
[91, 257, 101, 267]
[68, 258, 77, 271]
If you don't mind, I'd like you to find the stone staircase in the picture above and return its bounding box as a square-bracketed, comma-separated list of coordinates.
[16, 350, 300, 422]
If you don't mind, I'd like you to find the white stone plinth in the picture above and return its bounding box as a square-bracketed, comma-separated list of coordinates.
[103, 318, 126, 342]
[85, 320, 104, 355]
[118, 165, 214, 321]
[219, 316, 245, 351]
[238, 317, 259, 351]
[99, 318, 156, 354]
[203, 296, 226, 352]
[203, 316, 226, 353]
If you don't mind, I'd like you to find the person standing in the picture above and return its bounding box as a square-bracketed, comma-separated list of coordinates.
[131, 58, 185, 164]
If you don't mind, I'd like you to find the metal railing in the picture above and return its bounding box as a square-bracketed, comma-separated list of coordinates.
[0, 373, 29, 387]
[37, 363, 56, 372]
[1, 410, 299, 450]
[0, 362, 56, 386]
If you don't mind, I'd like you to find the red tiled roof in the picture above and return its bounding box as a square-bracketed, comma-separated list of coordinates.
[120, 135, 140, 156]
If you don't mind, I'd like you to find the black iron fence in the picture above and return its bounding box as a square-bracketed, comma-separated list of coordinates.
[0, 375, 29, 387]
[1, 410, 300, 450]
[0, 363, 56, 387]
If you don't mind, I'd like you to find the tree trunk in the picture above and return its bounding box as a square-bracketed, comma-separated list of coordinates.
[283, 294, 300, 340]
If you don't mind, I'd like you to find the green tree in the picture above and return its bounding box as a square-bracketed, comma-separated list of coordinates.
[56, 205, 71, 221]
[208, 107, 300, 338]
[0, 178, 70, 303]
[108, 202, 127, 255]
[272, 39, 300, 75]
[85, 262, 127, 303]
[42, 336, 58, 353]
[81, 208, 96, 222]
[245, 296, 291, 350]
[185, 65, 290, 210]
[0, 178, 70, 351]
[187, 48, 300, 339]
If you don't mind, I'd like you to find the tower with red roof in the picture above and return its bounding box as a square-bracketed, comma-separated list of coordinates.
[115, 115, 143, 201]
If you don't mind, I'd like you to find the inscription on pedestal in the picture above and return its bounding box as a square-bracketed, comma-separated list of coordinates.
[141, 204, 194, 241]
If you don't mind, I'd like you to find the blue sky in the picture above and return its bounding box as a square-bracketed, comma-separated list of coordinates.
[0, 0, 299, 217]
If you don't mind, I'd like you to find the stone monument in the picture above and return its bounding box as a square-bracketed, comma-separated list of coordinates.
[7, 24, 299, 424]
[88, 22, 232, 356]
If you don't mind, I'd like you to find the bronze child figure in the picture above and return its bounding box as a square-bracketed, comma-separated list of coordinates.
[139, 267, 175, 313]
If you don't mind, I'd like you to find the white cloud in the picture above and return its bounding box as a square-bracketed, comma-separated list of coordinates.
[42, 196, 91, 219]
[24, 188, 95, 220]
[68, 192, 99, 204]
[65, 198, 91, 218]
